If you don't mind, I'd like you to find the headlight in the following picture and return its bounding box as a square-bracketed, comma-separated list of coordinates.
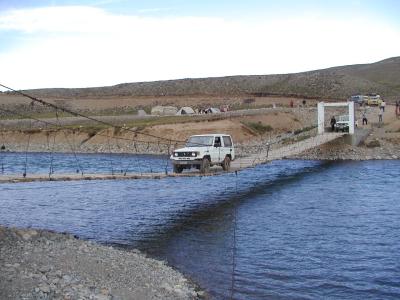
[191, 152, 196, 157]
[174, 152, 178, 157]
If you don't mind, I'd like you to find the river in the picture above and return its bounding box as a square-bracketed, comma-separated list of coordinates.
[0, 153, 399, 299]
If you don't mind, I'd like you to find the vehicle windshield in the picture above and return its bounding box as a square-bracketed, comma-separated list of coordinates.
[338, 115, 349, 122]
[186, 136, 214, 147]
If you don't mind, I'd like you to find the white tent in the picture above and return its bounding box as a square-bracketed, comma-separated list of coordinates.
[151, 106, 163, 115]
[151, 106, 178, 116]
[163, 106, 179, 115]
[206, 107, 221, 114]
[176, 107, 195, 115]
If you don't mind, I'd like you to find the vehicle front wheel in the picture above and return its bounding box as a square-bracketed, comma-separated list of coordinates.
[200, 158, 210, 174]
[173, 164, 183, 173]
[222, 156, 231, 171]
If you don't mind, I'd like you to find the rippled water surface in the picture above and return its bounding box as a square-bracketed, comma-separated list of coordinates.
[0, 152, 170, 175]
[1, 153, 399, 299]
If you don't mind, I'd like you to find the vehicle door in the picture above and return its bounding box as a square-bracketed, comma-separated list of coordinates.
[222, 136, 233, 160]
[211, 136, 222, 163]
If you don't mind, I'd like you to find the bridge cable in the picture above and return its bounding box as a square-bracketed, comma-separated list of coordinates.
[121, 149, 129, 176]
[22, 119, 33, 178]
[71, 127, 83, 170]
[54, 110, 83, 176]
[0, 107, 85, 176]
[0, 107, 179, 148]
[230, 170, 239, 300]
[0, 129, 5, 173]
[164, 141, 171, 175]
[45, 130, 51, 174]
[115, 129, 125, 174]
[47, 131, 56, 177]
[0, 83, 187, 145]
[122, 136, 137, 176]
[0, 105, 216, 179]
[106, 130, 115, 175]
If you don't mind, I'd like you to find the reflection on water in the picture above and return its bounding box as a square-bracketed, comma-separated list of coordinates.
[0, 153, 399, 299]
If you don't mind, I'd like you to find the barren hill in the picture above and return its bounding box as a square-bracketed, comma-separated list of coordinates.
[10, 56, 400, 100]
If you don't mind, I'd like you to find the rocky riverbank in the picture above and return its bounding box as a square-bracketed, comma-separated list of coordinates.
[289, 134, 399, 160]
[0, 226, 202, 300]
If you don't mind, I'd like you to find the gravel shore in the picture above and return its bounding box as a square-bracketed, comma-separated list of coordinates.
[0, 226, 202, 300]
[289, 132, 399, 161]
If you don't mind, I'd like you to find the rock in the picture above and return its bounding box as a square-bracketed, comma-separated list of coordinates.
[173, 287, 186, 297]
[94, 294, 111, 300]
[62, 275, 72, 284]
[39, 265, 52, 273]
[100, 288, 110, 295]
[161, 282, 173, 292]
[366, 139, 380, 148]
[38, 283, 50, 293]
[15, 229, 38, 241]
[6, 274, 15, 281]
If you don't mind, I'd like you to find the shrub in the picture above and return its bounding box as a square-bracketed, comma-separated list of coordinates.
[23, 128, 41, 134]
[87, 130, 97, 138]
[113, 126, 122, 135]
[243, 121, 273, 134]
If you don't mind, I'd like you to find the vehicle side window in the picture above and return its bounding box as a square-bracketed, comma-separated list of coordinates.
[214, 137, 221, 147]
[223, 136, 232, 147]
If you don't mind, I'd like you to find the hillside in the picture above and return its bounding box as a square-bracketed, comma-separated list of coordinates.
[6, 57, 400, 100]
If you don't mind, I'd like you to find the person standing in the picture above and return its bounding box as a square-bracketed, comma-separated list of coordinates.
[378, 107, 383, 124]
[396, 100, 400, 117]
[362, 109, 368, 125]
[330, 116, 336, 131]
[380, 100, 386, 112]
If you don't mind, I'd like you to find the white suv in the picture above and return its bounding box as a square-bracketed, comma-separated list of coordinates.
[171, 134, 235, 173]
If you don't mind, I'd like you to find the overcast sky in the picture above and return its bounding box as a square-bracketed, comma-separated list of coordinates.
[0, 0, 399, 90]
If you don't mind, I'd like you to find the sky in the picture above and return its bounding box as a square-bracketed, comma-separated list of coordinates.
[0, 0, 399, 90]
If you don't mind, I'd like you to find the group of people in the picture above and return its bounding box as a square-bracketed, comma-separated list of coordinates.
[364, 101, 386, 125]
[330, 101, 390, 131]
[329, 100, 399, 131]
[364, 105, 384, 125]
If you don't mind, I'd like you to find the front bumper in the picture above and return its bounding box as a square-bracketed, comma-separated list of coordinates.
[171, 159, 202, 165]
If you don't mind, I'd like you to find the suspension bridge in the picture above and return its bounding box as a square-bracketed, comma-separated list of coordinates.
[0, 84, 346, 184]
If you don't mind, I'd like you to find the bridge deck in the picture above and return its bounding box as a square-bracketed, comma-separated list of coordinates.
[231, 132, 344, 169]
[0, 171, 222, 184]
[0, 133, 344, 183]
